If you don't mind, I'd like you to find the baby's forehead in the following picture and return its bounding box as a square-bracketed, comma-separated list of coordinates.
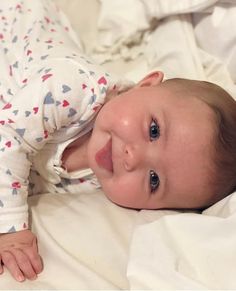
[156, 82, 209, 107]
[157, 86, 217, 149]
[162, 83, 216, 114]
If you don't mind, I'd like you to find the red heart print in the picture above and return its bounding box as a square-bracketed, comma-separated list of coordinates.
[42, 73, 53, 82]
[33, 107, 39, 114]
[44, 130, 48, 139]
[5, 141, 11, 148]
[2, 103, 12, 110]
[27, 50, 32, 56]
[62, 100, 69, 107]
[98, 76, 107, 85]
[12, 181, 21, 188]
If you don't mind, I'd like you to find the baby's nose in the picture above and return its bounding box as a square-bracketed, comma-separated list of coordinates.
[123, 143, 143, 171]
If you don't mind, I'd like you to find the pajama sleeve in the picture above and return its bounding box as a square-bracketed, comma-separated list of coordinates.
[0, 59, 108, 233]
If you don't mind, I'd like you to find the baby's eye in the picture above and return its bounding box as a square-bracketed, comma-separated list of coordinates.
[149, 170, 160, 193]
[149, 118, 160, 141]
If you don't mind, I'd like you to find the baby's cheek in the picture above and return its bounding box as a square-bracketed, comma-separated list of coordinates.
[104, 177, 142, 208]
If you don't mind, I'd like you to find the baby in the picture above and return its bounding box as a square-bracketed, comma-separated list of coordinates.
[0, 0, 236, 283]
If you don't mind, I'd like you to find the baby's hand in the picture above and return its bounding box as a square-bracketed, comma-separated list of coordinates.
[0, 229, 43, 282]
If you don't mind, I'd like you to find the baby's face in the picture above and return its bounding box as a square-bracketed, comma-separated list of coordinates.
[88, 78, 216, 210]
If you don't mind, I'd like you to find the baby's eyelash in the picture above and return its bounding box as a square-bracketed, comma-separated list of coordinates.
[149, 118, 160, 141]
[149, 170, 160, 193]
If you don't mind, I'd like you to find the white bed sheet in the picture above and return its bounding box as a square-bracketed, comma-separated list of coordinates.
[1, 190, 139, 289]
[0, 0, 236, 289]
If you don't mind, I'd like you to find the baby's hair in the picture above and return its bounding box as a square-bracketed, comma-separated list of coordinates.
[163, 78, 236, 205]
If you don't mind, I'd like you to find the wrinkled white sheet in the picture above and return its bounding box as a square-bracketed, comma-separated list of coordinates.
[94, 0, 236, 97]
[194, 3, 236, 82]
[95, 0, 218, 57]
[0, 190, 139, 289]
[128, 194, 236, 289]
[0, 0, 235, 289]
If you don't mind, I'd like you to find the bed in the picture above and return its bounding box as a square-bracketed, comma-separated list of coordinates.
[1, 0, 236, 289]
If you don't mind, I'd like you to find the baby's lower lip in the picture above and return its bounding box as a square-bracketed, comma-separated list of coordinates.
[95, 138, 113, 172]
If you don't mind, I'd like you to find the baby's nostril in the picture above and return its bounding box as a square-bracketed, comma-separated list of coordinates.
[124, 145, 129, 155]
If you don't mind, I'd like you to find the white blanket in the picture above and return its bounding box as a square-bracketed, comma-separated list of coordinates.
[128, 194, 236, 289]
[94, 0, 236, 97]
[0, 0, 235, 289]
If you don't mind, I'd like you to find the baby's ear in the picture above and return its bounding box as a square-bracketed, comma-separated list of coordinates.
[137, 71, 164, 87]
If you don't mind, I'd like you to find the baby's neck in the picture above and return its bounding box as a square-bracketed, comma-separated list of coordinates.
[61, 131, 91, 172]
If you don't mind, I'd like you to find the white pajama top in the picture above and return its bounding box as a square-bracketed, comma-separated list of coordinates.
[0, 0, 131, 233]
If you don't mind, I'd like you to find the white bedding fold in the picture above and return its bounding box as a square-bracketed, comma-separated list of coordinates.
[93, 0, 236, 98]
[127, 193, 236, 289]
[96, 0, 218, 50]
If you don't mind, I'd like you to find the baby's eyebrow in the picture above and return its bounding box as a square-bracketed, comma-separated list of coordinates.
[160, 109, 169, 147]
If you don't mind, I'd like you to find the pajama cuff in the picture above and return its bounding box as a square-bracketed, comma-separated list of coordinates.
[0, 207, 29, 233]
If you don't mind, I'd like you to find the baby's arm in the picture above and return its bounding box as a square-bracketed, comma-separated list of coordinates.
[0, 230, 43, 282]
[0, 59, 105, 280]
[0, 60, 89, 231]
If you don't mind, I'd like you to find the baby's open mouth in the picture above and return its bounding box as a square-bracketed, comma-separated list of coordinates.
[95, 138, 113, 172]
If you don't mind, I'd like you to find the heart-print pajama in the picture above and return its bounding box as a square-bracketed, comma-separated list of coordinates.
[0, 0, 127, 233]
